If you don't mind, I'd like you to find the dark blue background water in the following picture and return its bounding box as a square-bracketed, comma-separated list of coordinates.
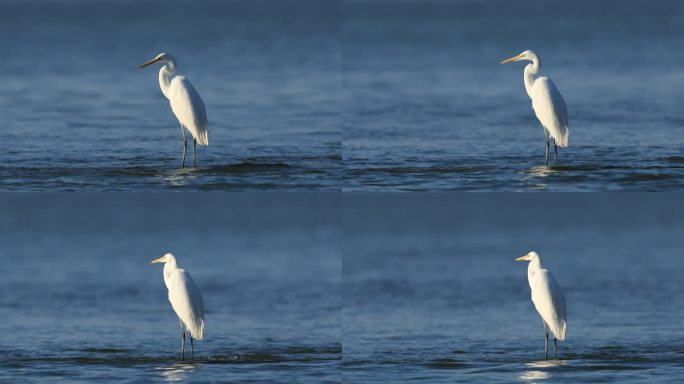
[343, 0, 684, 191]
[0, 194, 341, 382]
[0, 0, 340, 190]
[343, 194, 684, 382]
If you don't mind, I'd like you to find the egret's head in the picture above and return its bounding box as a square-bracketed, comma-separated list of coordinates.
[500, 50, 537, 65]
[515, 251, 539, 262]
[139, 53, 174, 69]
[150, 252, 175, 264]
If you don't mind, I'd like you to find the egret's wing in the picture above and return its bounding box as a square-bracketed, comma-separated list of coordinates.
[531, 77, 569, 148]
[530, 269, 567, 340]
[167, 269, 205, 340]
[169, 76, 209, 145]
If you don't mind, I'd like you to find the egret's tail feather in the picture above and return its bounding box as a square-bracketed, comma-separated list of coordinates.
[552, 322, 566, 341]
[190, 319, 204, 340]
[556, 127, 569, 148]
[196, 130, 209, 146]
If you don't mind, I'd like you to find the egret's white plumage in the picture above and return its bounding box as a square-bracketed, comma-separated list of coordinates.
[151, 253, 205, 359]
[501, 50, 569, 165]
[515, 251, 567, 359]
[139, 53, 209, 168]
[169, 76, 208, 146]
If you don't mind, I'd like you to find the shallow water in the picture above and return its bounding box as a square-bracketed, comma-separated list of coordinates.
[0, 0, 340, 191]
[343, 0, 684, 191]
[343, 194, 684, 382]
[0, 194, 341, 382]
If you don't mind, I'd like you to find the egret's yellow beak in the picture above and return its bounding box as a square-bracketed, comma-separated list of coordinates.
[139, 57, 161, 69]
[150, 256, 165, 264]
[500, 54, 523, 65]
[515, 255, 528, 261]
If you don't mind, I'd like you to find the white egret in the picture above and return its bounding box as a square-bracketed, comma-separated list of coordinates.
[139, 53, 209, 168]
[501, 50, 569, 165]
[515, 251, 566, 359]
[150, 253, 205, 360]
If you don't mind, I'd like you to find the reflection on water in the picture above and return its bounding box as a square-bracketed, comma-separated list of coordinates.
[520, 165, 558, 190]
[157, 362, 201, 383]
[523, 165, 558, 179]
[519, 369, 551, 382]
[519, 360, 568, 382]
[162, 167, 200, 187]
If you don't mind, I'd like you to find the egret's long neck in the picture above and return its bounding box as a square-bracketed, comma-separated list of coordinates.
[162, 258, 179, 289]
[158, 61, 176, 100]
[523, 58, 540, 99]
[527, 257, 543, 287]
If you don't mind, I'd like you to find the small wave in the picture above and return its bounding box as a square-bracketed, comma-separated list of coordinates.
[349, 165, 488, 176]
[80, 348, 131, 354]
[425, 358, 469, 369]
[617, 171, 684, 183]
[662, 156, 684, 163]
[2, 345, 341, 368]
[208, 162, 295, 172]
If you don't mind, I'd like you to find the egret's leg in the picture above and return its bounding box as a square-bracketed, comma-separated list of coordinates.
[193, 138, 197, 167]
[181, 125, 187, 168]
[545, 139, 550, 166]
[554, 141, 558, 165]
[179, 318, 185, 361]
[190, 337, 194, 359]
[181, 331, 186, 361]
[544, 130, 550, 166]
[543, 319, 548, 360]
[544, 331, 549, 360]
[554, 338, 557, 358]
[182, 141, 187, 168]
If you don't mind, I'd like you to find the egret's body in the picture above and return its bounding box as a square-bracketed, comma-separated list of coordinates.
[139, 53, 208, 168]
[501, 50, 569, 165]
[515, 251, 566, 359]
[151, 253, 205, 360]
